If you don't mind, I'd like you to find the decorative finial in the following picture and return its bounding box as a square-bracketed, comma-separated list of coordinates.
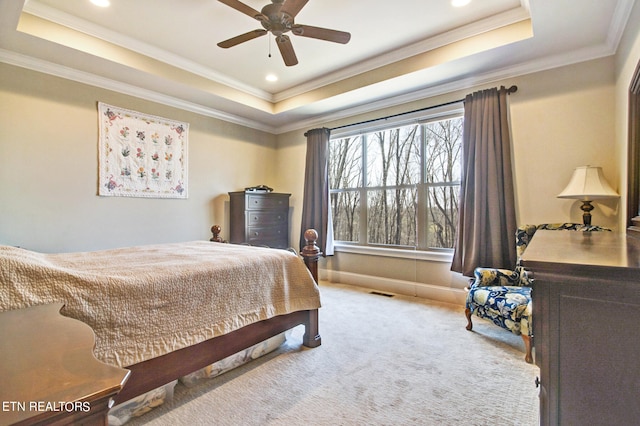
[210, 225, 227, 243]
[302, 229, 320, 257]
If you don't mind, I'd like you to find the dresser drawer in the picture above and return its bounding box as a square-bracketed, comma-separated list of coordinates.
[246, 226, 287, 243]
[247, 210, 287, 226]
[246, 194, 289, 210]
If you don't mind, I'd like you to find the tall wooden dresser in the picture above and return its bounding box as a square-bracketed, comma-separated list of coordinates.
[228, 191, 290, 249]
[521, 230, 640, 426]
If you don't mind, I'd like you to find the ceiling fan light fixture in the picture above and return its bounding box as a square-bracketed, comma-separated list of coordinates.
[451, 0, 471, 7]
[90, 0, 111, 7]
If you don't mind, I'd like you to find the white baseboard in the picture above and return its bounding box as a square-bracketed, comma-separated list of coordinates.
[320, 269, 467, 307]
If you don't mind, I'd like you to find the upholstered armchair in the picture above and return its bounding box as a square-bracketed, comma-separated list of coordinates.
[465, 223, 610, 363]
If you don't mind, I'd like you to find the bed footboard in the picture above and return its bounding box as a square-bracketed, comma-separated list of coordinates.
[114, 308, 320, 404]
[115, 227, 322, 405]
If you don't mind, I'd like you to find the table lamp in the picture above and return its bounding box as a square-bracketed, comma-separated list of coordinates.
[557, 166, 619, 225]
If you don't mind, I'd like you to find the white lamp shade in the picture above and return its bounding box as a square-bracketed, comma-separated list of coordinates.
[557, 166, 619, 200]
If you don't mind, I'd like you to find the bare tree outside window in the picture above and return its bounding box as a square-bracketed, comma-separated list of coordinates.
[424, 117, 462, 248]
[329, 136, 362, 242]
[329, 115, 462, 250]
[366, 126, 420, 246]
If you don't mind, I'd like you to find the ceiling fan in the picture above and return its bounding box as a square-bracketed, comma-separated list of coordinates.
[217, 0, 351, 67]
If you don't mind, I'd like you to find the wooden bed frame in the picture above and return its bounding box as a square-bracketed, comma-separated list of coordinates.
[113, 228, 322, 405]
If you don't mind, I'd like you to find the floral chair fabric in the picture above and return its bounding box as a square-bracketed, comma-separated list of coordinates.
[465, 223, 610, 363]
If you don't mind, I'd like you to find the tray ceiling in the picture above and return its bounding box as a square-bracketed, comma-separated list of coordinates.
[0, 0, 635, 133]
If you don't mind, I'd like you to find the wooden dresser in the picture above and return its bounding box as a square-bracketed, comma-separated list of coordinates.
[228, 191, 290, 249]
[521, 230, 640, 426]
[0, 303, 129, 426]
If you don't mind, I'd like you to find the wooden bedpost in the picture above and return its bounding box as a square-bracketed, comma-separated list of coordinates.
[300, 229, 322, 347]
[209, 225, 227, 243]
[303, 309, 321, 348]
[301, 228, 321, 283]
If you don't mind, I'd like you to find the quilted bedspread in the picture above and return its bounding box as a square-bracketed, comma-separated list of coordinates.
[0, 241, 320, 367]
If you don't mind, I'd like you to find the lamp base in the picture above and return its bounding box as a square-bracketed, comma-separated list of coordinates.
[580, 200, 594, 226]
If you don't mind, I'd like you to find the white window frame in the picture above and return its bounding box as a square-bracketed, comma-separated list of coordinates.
[329, 102, 464, 260]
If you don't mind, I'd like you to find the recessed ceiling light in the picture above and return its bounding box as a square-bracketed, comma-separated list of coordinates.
[265, 74, 278, 82]
[451, 0, 471, 7]
[90, 0, 111, 7]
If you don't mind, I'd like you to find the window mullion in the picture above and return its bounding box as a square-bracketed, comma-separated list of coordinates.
[360, 134, 368, 244]
[417, 124, 427, 250]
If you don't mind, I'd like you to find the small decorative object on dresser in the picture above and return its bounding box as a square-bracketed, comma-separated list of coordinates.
[229, 191, 290, 249]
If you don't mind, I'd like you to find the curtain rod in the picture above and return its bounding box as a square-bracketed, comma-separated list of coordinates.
[329, 85, 518, 132]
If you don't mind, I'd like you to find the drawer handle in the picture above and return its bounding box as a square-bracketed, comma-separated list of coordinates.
[535, 377, 540, 388]
[253, 231, 259, 236]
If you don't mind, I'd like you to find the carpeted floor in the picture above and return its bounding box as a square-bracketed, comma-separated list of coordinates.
[127, 282, 540, 426]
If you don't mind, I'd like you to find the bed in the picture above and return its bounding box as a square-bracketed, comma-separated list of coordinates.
[0, 228, 322, 417]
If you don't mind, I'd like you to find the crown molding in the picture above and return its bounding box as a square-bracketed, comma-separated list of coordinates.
[607, 0, 637, 51]
[10, 0, 631, 137]
[23, 0, 530, 106]
[22, 0, 275, 102]
[0, 48, 277, 134]
[272, 42, 617, 134]
[273, 6, 532, 103]
[1, 34, 615, 137]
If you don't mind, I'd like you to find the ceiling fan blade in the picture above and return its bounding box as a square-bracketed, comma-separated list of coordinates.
[217, 29, 268, 48]
[218, 0, 266, 20]
[276, 35, 298, 66]
[292, 24, 351, 44]
[281, 0, 309, 18]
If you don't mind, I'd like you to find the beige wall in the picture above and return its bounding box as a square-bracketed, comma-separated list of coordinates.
[276, 56, 619, 303]
[510, 58, 618, 228]
[0, 63, 277, 252]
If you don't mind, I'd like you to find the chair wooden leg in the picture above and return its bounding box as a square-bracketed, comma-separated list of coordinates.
[465, 308, 473, 331]
[521, 334, 533, 363]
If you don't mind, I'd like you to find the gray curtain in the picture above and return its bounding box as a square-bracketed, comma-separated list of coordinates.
[300, 128, 334, 256]
[451, 86, 517, 277]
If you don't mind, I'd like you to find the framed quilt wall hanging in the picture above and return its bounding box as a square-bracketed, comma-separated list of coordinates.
[98, 102, 189, 198]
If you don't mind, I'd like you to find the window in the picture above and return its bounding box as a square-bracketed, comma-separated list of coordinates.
[329, 111, 463, 251]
